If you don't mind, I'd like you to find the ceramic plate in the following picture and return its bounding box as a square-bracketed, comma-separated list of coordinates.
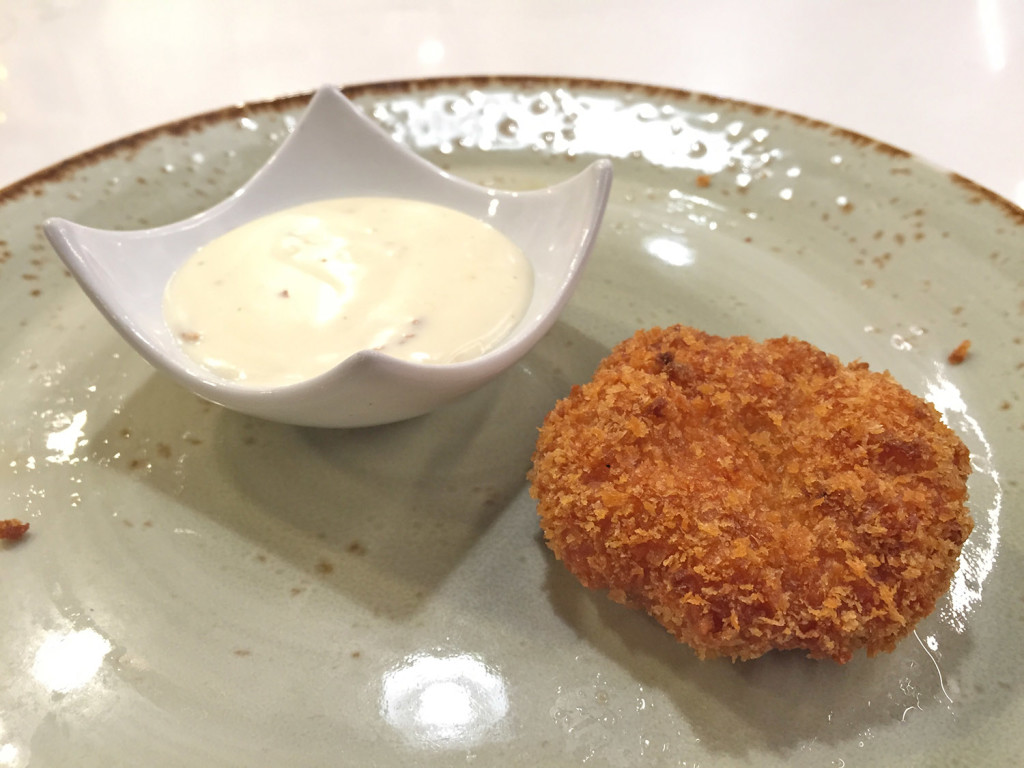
[0, 78, 1019, 768]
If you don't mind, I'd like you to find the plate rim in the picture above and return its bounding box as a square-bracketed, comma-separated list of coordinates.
[2, 75, 1023, 227]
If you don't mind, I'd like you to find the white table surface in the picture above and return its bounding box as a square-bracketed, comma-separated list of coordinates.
[1, 4, 1022, 766]
[1, 0, 1023, 207]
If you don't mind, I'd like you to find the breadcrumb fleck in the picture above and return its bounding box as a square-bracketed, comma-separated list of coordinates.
[948, 339, 971, 365]
[529, 326, 972, 663]
[0, 519, 30, 541]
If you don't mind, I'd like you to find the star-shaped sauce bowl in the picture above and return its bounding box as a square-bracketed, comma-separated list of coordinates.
[44, 85, 612, 427]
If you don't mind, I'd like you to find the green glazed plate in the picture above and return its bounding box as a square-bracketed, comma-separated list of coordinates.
[0, 77, 1019, 767]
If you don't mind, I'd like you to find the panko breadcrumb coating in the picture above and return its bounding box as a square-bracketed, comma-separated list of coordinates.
[529, 326, 972, 663]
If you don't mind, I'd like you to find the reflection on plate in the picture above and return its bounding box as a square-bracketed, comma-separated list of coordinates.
[0, 77, 1020, 767]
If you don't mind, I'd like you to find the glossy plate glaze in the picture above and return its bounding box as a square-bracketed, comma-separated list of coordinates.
[0, 77, 1019, 767]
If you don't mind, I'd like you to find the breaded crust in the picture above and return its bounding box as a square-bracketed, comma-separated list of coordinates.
[529, 326, 972, 662]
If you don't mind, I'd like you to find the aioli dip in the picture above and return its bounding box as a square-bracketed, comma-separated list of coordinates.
[163, 197, 533, 387]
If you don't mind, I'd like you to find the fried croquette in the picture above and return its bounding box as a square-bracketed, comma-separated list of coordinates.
[529, 326, 972, 663]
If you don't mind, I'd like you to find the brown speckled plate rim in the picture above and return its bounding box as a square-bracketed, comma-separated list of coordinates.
[2, 75, 1023, 226]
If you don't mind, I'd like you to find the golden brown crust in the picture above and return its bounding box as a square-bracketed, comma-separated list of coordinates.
[529, 326, 972, 662]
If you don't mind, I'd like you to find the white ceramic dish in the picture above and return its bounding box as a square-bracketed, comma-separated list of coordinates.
[0, 77, 1019, 767]
[43, 86, 613, 428]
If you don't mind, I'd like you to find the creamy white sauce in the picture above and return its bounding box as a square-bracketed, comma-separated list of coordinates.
[163, 197, 532, 387]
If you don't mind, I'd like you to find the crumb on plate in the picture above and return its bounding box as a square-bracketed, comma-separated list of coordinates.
[0, 518, 30, 542]
[948, 339, 971, 365]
